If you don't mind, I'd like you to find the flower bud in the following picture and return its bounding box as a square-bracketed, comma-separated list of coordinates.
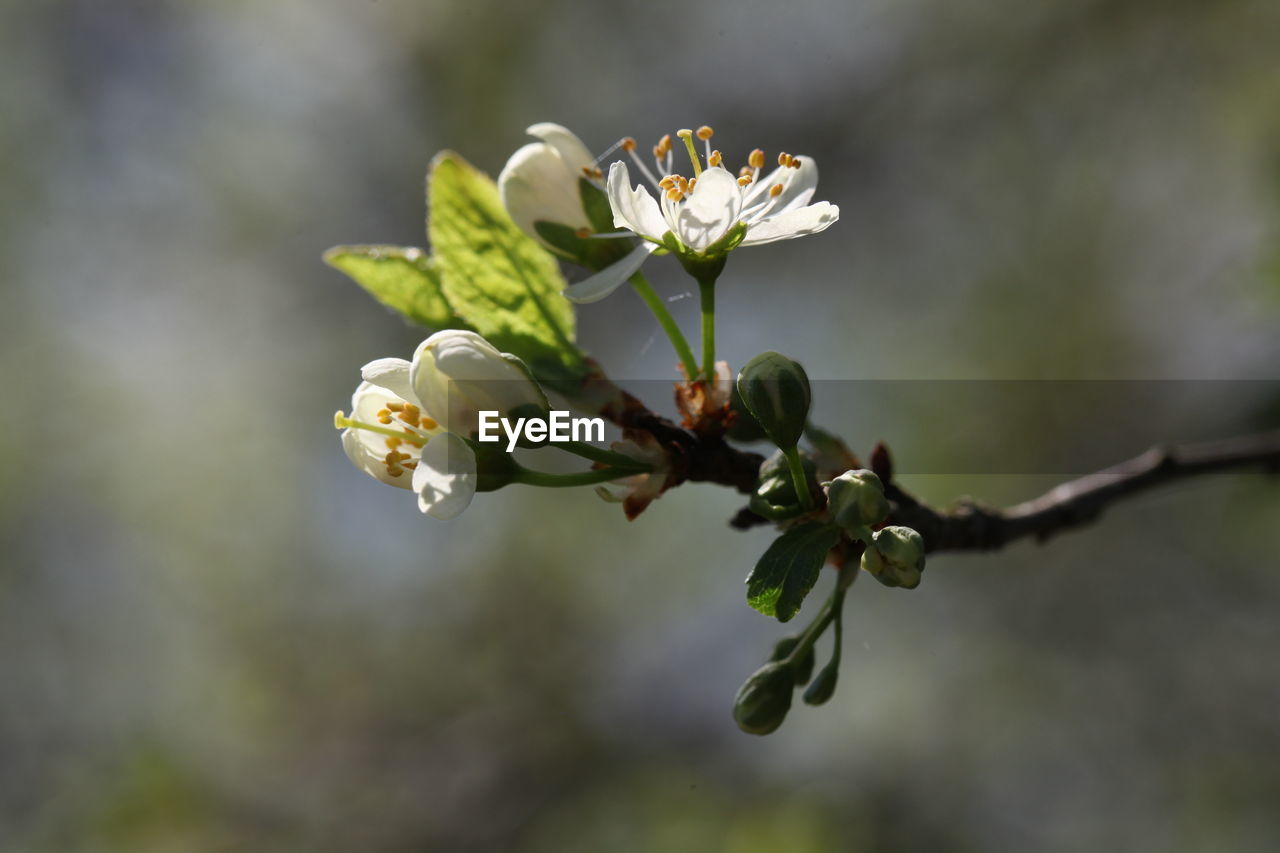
[768, 635, 815, 686]
[749, 449, 817, 521]
[802, 661, 839, 706]
[861, 525, 926, 589]
[735, 352, 811, 450]
[732, 661, 796, 736]
[498, 123, 594, 245]
[825, 469, 890, 532]
[410, 330, 549, 439]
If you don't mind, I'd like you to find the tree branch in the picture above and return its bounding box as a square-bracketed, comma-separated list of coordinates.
[885, 431, 1280, 553]
[583, 368, 1278, 552]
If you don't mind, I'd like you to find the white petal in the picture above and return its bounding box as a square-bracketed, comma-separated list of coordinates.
[411, 330, 545, 435]
[359, 358, 415, 402]
[742, 155, 820, 214]
[526, 123, 594, 173]
[739, 202, 840, 247]
[606, 161, 667, 242]
[498, 143, 589, 239]
[674, 167, 742, 252]
[413, 433, 477, 519]
[562, 243, 657, 304]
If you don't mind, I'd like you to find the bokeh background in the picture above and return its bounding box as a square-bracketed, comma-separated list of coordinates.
[3, 0, 1279, 849]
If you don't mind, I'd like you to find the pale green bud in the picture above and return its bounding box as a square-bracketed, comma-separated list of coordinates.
[732, 661, 795, 735]
[736, 352, 812, 450]
[861, 526, 926, 589]
[802, 661, 839, 706]
[825, 469, 890, 532]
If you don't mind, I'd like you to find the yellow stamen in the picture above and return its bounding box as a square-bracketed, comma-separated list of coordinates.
[777, 152, 789, 166]
[688, 177, 697, 192]
[385, 437, 402, 450]
[620, 137, 637, 151]
[676, 128, 702, 176]
[659, 176, 676, 189]
[769, 183, 783, 197]
[748, 149, 765, 169]
[420, 417, 438, 430]
[737, 175, 752, 186]
[656, 134, 672, 155]
[376, 409, 393, 424]
[386, 402, 405, 412]
[386, 466, 403, 478]
[696, 125, 714, 141]
[403, 461, 418, 470]
[789, 156, 802, 169]
[666, 188, 684, 201]
[708, 149, 722, 167]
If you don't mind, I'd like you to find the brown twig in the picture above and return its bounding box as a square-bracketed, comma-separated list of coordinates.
[586, 370, 1279, 550]
[884, 431, 1280, 553]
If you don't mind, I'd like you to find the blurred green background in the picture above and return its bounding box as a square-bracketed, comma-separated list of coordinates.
[3, 0, 1279, 850]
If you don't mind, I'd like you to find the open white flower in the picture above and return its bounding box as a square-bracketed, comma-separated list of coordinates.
[410, 330, 549, 438]
[498, 122, 598, 247]
[564, 126, 839, 303]
[336, 357, 478, 520]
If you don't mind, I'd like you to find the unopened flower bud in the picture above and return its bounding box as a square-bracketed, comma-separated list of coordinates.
[861, 525, 926, 589]
[750, 449, 817, 521]
[732, 661, 796, 735]
[768, 635, 815, 686]
[802, 661, 839, 706]
[825, 469, 890, 532]
[735, 352, 811, 450]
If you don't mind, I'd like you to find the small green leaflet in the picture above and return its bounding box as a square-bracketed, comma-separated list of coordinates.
[428, 151, 586, 384]
[746, 522, 842, 622]
[323, 244, 462, 330]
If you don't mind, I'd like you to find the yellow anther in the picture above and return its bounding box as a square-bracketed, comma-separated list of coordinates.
[688, 177, 697, 191]
[738, 175, 752, 186]
[659, 176, 676, 189]
[377, 410, 393, 425]
[769, 183, 784, 197]
[386, 466, 403, 478]
[696, 125, 714, 140]
[708, 150, 722, 167]
[581, 165, 603, 179]
[398, 412, 419, 427]
[403, 403, 420, 417]
[385, 437, 403, 450]
[656, 134, 672, 155]
[739, 166, 753, 177]
[574, 227, 592, 239]
[666, 188, 684, 201]
[420, 417, 438, 430]
[386, 401, 405, 412]
[789, 156, 802, 169]
[748, 149, 765, 168]
[403, 461, 418, 470]
[621, 137, 637, 151]
[777, 152, 789, 166]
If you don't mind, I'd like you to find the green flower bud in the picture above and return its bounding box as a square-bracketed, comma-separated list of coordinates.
[769, 635, 816, 686]
[749, 450, 817, 521]
[467, 439, 523, 492]
[736, 352, 812, 450]
[861, 526, 926, 589]
[727, 382, 768, 443]
[825, 469, 890, 533]
[802, 661, 839, 706]
[732, 661, 796, 735]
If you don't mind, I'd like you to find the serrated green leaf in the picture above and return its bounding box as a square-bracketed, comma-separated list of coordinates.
[746, 522, 842, 622]
[428, 151, 585, 383]
[323, 244, 462, 330]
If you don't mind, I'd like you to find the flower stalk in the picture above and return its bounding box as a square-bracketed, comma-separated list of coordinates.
[629, 271, 698, 379]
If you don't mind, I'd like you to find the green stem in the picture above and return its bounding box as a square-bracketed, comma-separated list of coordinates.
[783, 445, 815, 511]
[786, 561, 857, 667]
[698, 275, 717, 381]
[514, 467, 638, 488]
[559, 440, 651, 471]
[629, 272, 697, 379]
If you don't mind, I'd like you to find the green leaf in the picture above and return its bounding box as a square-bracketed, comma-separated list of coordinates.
[323, 245, 461, 330]
[746, 522, 842, 622]
[428, 151, 586, 383]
